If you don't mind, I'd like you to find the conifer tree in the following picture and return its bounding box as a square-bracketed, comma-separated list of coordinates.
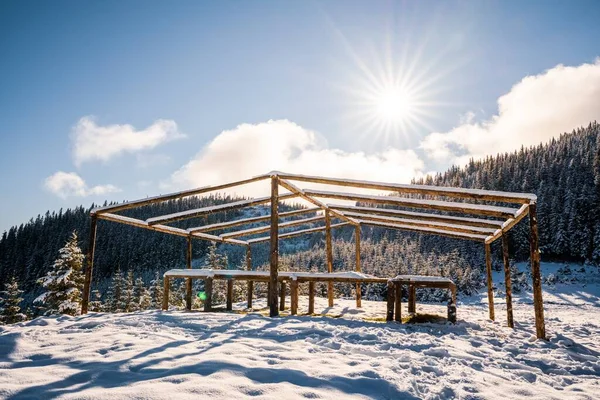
[149, 271, 163, 309]
[105, 268, 124, 312]
[35, 231, 85, 316]
[122, 270, 135, 312]
[88, 289, 103, 312]
[0, 277, 26, 324]
[133, 277, 151, 311]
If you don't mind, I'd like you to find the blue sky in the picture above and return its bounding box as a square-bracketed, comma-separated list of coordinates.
[1, 0, 600, 233]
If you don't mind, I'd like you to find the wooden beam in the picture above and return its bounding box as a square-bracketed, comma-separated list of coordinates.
[485, 243, 495, 321]
[408, 285, 416, 313]
[325, 210, 334, 307]
[269, 176, 279, 317]
[394, 282, 402, 322]
[342, 212, 498, 236]
[278, 179, 359, 225]
[185, 236, 192, 311]
[187, 207, 321, 233]
[246, 222, 350, 244]
[92, 174, 270, 214]
[290, 280, 298, 315]
[529, 203, 546, 339]
[276, 171, 536, 204]
[204, 278, 213, 311]
[220, 215, 325, 239]
[279, 282, 286, 311]
[81, 214, 97, 315]
[246, 245, 253, 309]
[226, 279, 233, 311]
[386, 281, 395, 321]
[329, 204, 505, 229]
[358, 220, 488, 242]
[147, 192, 297, 226]
[162, 276, 170, 310]
[485, 204, 530, 244]
[355, 224, 361, 308]
[308, 281, 315, 314]
[502, 233, 514, 328]
[304, 189, 519, 218]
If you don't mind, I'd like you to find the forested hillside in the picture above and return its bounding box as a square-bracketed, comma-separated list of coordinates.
[413, 121, 600, 263]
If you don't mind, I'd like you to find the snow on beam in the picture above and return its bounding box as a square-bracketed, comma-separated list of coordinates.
[187, 207, 321, 233]
[275, 171, 536, 204]
[359, 220, 489, 242]
[341, 212, 498, 236]
[328, 204, 505, 228]
[146, 192, 298, 225]
[96, 213, 248, 246]
[91, 173, 270, 214]
[485, 204, 530, 244]
[221, 215, 325, 239]
[303, 189, 519, 218]
[247, 222, 350, 244]
[278, 179, 359, 226]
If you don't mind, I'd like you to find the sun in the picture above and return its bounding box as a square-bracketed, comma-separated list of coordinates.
[375, 88, 415, 123]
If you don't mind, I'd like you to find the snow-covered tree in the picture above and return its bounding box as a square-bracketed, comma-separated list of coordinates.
[0, 277, 26, 324]
[133, 277, 151, 311]
[122, 270, 135, 312]
[89, 289, 103, 312]
[149, 271, 163, 309]
[35, 231, 85, 316]
[105, 268, 124, 312]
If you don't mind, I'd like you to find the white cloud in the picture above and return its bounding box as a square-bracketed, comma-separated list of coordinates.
[72, 116, 185, 166]
[44, 171, 121, 199]
[420, 59, 600, 166]
[167, 120, 425, 196]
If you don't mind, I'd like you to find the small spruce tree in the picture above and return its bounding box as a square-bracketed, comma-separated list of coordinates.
[149, 271, 164, 309]
[121, 270, 135, 312]
[133, 277, 151, 311]
[88, 289, 104, 312]
[0, 277, 27, 324]
[35, 231, 85, 316]
[105, 268, 125, 312]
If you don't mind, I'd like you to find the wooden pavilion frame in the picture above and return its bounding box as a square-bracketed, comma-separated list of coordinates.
[81, 171, 546, 339]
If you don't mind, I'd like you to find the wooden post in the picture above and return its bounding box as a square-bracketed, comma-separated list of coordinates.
[185, 236, 193, 311]
[386, 281, 395, 321]
[290, 280, 298, 315]
[81, 215, 97, 314]
[226, 279, 233, 311]
[308, 281, 315, 314]
[325, 209, 334, 307]
[408, 285, 416, 314]
[502, 233, 514, 328]
[448, 284, 457, 323]
[529, 204, 546, 339]
[162, 276, 170, 310]
[485, 243, 495, 320]
[204, 277, 213, 312]
[279, 282, 286, 311]
[246, 245, 253, 309]
[269, 175, 279, 317]
[394, 282, 402, 322]
[355, 224, 362, 308]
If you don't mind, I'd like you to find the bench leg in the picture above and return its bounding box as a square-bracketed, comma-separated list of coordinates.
[267, 282, 272, 308]
[162, 276, 170, 311]
[408, 285, 416, 314]
[204, 278, 213, 312]
[328, 282, 334, 307]
[448, 285, 457, 323]
[356, 282, 362, 308]
[290, 280, 298, 315]
[386, 281, 395, 322]
[279, 281, 286, 311]
[226, 279, 233, 311]
[394, 282, 402, 322]
[247, 281, 253, 309]
[185, 278, 192, 311]
[308, 281, 315, 314]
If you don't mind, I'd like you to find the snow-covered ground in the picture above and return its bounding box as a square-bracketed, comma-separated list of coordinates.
[1, 263, 599, 400]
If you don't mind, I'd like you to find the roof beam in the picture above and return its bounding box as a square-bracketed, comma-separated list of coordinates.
[221, 215, 325, 239]
[187, 206, 321, 233]
[485, 204, 530, 244]
[92, 174, 270, 214]
[328, 204, 505, 228]
[275, 171, 536, 204]
[278, 179, 359, 226]
[146, 192, 297, 225]
[247, 222, 350, 244]
[96, 213, 248, 246]
[342, 212, 498, 236]
[303, 189, 519, 218]
[359, 220, 488, 242]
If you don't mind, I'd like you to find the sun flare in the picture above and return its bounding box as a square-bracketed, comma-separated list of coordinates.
[375, 88, 415, 123]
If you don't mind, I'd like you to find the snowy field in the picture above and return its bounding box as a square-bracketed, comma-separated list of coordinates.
[1, 263, 599, 400]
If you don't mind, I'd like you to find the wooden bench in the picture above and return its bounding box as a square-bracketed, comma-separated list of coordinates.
[162, 269, 388, 315]
[386, 275, 457, 323]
